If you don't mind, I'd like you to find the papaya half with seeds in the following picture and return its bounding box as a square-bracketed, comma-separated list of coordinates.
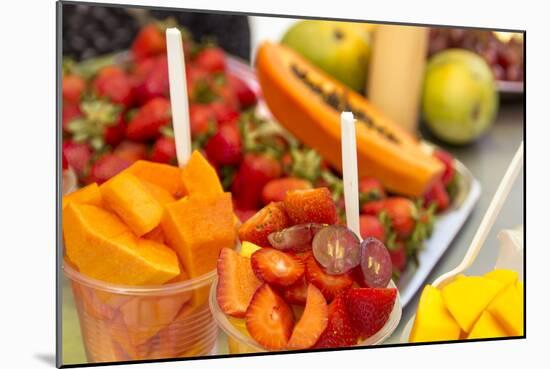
[256, 42, 443, 197]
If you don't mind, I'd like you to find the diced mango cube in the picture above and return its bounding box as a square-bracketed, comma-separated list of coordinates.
[62, 183, 102, 210]
[101, 172, 164, 236]
[484, 269, 518, 287]
[467, 311, 507, 339]
[441, 276, 504, 332]
[181, 150, 223, 196]
[239, 241, 262, 258]
[161, 192, 236, 278]
[409, 285, 461, 343]
[124, 160, 186, 198]
[486, 284, 524, 336]
[63, 203, 180, 285]
[141, 180, 176, 205]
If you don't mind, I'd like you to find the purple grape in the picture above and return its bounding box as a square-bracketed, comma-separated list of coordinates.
[311, 225, 361, 275]
[360, 237, 393, 288]
[268, 223, 325, 252]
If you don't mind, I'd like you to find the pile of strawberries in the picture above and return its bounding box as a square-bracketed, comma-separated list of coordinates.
[62, 22, 257, 185]
[217, 187, 397, 350]
[62, 21, 457, 279]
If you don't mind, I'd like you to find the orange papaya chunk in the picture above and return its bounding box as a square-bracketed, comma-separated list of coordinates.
[124, 160, 186, 198]
[143, 225, 166, 244]
[62, 183, 102, 210]
[181, 150, 223, 196]
[101, 172, 164, 236]
[141, 180, 176, 205]
[63, 203, 180, 285]
[161, 192, 236, 278]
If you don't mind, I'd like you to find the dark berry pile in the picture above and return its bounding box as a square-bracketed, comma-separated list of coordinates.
[62, 4, 140, 60]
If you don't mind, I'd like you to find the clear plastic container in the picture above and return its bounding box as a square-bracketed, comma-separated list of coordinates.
[64, 261, 218, 362]
[209, 276, 402, 354]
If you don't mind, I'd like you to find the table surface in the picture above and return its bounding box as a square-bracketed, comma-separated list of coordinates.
[61, 102, 524, 364]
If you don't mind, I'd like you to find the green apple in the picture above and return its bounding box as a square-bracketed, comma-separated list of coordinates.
[281, 20, 372, 91]
[422, 49, 498, 145]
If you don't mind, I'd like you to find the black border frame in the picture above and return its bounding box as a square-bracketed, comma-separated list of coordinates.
[56, 1, 527, 367]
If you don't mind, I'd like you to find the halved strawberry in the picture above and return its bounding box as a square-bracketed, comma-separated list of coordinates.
[314, 294, 359, 348]
[305, 253, 353, 302]
[287, 284, 328, 350]
[283, 188, 338, 225]
[216, 248, 262, 318]
[344, 288, 397, 339]
[281, 276, 309, 305]
[245, 284, 294, 350]
[262, 177, 312, 205]
[238, 202, 290, 247]
[251, 248, 305, 287]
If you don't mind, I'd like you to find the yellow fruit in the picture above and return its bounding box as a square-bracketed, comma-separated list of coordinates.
[228, 316, 250, 337]
[484, 269, 518, 287]
[409, 285, 461, 342]
[441, 276, 504, 332]
[239, 241, 262, 258]
[486, 284, 524, 336]
[467, 311, 507, 339]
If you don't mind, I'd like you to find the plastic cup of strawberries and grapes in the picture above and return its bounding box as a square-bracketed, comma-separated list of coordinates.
[64, 260, 219, 363]
[209, 276, 402, 354]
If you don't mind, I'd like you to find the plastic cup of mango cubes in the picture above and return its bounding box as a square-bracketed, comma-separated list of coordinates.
[62, 152, 243, 362]
[209, 276, 402, 354]
[64, 260, 219, 362]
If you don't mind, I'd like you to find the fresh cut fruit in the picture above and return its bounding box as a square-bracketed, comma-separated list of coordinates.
[283, 187, 338, 225]
[486, 284, 524, 336]
[161, 192, 237, 278]
[239, 241, 262, 258]
[251, 248, 305, 287]
[314, 294, 358, 348]
[305, 252, 353, 302]
[181, 150, 223, 196]
[256, 42, 443, 197]
[62, 183, 103, 210]
[63, 203, 180, 285]
[217, 248, 262, 318]
[245, 284, 295, 350]
[287, 284, 328, 349]
[441, 276, 505, 332]
[409, 285, 461, 343]
[101, 172, 164, 236]
[344, 288, 397, 339]
[123, 160, 186, 198]
[467, 311, 507, 339]
[238, 201, 290, 247]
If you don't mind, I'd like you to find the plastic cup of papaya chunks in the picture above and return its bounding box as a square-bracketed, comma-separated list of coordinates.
[209, 276, 403, 354]
[63, 259, 219, 363]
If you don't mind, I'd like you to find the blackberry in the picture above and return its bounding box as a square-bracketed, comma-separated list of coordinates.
[62, 3, 139, 60]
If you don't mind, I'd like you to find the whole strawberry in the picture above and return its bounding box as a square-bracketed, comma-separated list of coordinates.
[62, 141, 92, 176]
[126, 97, 171, 141]
[359, 215, 386, 243]
[423, 180, 450, 213]
[228, 74, 257, 108]
[93, 66, 134, 108]
[261, 177, 312, 205]
[189, 104, 216, 138]
[232, 153, 282, 210]
[62, 74, 86, 105]
[131, 24, 166, 62]
[359, 177, 386, 201]
[433, 149, 455, 186]
[364, 197, 417, 240]
[132, 55, 169, 104]
[194, 47, 226, 73]
[113, 141, 147, 163]
[87, 154, 131, 184]
[205, 123, 242, 166]
[389, 241, 407, 272]
[62, 103, 82, 132]
[150, 136, 177, 164]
